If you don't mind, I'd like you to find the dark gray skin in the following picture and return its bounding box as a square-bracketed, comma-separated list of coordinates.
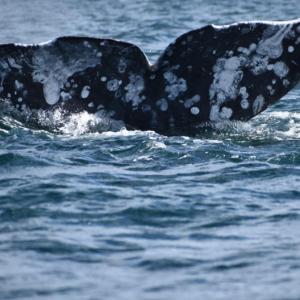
[0, 20, 300, 135]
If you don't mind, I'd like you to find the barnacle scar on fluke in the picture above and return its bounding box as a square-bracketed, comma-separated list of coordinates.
[0, 19, 300, 135]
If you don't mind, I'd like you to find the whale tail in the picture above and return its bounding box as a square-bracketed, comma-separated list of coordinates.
[1, 20, 300, 134]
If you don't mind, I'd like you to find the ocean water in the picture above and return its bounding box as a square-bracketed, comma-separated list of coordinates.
[0, 0, 300, 299]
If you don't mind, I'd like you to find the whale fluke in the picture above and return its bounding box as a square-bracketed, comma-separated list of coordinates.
[1, 20, 300, 134]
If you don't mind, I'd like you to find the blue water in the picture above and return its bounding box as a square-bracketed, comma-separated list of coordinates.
[1, 1, 300, 299]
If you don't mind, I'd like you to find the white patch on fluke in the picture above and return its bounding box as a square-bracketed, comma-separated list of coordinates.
[240, 99, 249, 109]
[256, 24, 292, 59]
[209, 105, 220, 122]
[273, 61, 289, 78]
[60, 91, 71, 101]
[239, 87, 250, 109]
[283, 79, 290, 87]
[43, 77, 60, 105]
[32, 42, 101, 105]
[219, 107, 233, 119]
[118, 59, 127, 73]
[156, 98, 168, 112]
[209, 23, 295, 122]
[124, 74, 144, 108]
[190, 106, 200, 115]
[14, 80, 24, 91]
[250, 55, 269, 75]
[106, 79, 121, 92]
[184, 95, 201, 108]
[81, 86, 90, 99]
[253, 95, 265, 115]
[267, 85, 275, 95]
[239, 86, 249, 99]
[210, 56, 244, 103]
[7, 57, 22, 69]
[163, 71, 187, 100]
[209, 56, 244, 121]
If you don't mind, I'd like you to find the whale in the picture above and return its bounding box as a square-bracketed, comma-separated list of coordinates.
[0, 19, 300, 135]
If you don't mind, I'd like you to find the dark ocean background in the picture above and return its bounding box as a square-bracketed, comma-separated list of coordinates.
[0, 0, 300, 299]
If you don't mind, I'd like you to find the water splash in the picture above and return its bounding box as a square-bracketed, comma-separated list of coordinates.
[0, 100, 125, 136]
